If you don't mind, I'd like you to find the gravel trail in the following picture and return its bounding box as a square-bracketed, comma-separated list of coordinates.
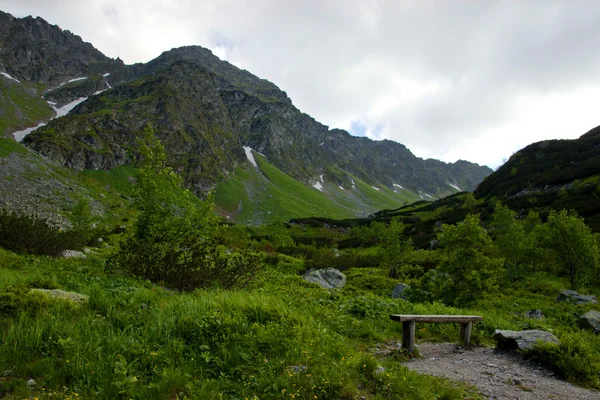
[403, 343, 600, 399]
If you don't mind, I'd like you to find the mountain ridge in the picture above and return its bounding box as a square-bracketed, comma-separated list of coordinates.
[0, 10, 492, 222]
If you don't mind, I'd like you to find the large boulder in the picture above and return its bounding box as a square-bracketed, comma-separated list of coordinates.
[494, 329, 560, 350]
[578, 310, 600, 333]
[391, 283, 410, 299]
[303, 268, 346, 289]
[556, 290, 597, 304]
[30, 289, 89, 303]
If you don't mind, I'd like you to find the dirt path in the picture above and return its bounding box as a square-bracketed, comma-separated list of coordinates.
[401, 343, 600, 399]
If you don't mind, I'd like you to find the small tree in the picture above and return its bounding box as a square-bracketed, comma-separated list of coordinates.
[107, 126, 260, 290]
[489, 202, 526, 279]
[427, 214, 503, 306]
[539, 210, 599, 290]
[380, 219, 413, 278]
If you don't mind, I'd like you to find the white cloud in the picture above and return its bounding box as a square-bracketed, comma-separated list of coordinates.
[2, 0, 600, 168]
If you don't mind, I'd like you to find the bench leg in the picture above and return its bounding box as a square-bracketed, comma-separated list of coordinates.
[460, 322, 473, 346]
[402, 321, 416, 353]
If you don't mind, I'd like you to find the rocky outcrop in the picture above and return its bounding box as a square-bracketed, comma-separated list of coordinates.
[494, 329, 560, 350]
[391, 283, 410, 299]
[578, 310, 600, 333]
[556, 290, 597, 305]
[303, 268, 346, 289]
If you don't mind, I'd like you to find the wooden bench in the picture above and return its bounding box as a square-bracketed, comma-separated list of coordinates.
[390, 314, 483, 353]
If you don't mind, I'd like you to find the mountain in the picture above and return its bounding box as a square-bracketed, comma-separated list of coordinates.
[0, 10, 123, 138]
[358, 125, 600, 249]
[0, 11, 492, 223]
[474, 126, 600, 229]
[0, 10, 123, 85]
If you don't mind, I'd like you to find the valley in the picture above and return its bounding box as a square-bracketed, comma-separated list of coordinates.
[1, 8, 600, 400]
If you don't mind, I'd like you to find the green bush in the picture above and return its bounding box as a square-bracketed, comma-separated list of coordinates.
[0, 210, 87, 256]
[525, 332, 600, 387]
[107, 126, 261, 291]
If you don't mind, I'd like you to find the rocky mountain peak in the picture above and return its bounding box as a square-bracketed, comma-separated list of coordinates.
[0, 10, 123, 85]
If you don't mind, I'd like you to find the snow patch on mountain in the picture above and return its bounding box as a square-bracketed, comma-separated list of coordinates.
[243, 146, 258, 167]
[0, 72, 20, 83]
[56, 97, 88, 118]
[448, 182, 461, 191]
[14, 96, 88, 141]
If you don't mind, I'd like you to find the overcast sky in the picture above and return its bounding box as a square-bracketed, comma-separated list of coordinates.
[2, 0, 600, 168]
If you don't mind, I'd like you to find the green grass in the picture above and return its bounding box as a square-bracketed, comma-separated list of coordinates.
[0, 248, 480, 400]
[215, 152, 421, 225]
[0, 137, 28, 157]
[0, 79, 53, 137]
[81, 166, 139, 197]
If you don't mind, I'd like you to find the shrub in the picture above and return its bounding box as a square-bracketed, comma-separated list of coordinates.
[106, 126, 261, 291]
[0, 210, 87, 256]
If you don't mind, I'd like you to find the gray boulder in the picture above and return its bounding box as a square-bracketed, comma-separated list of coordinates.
[61, 250, 87, 259]
[524, 309, 543, 319]
[556, 290, 597, 304]
[578, 310, 600, 333]
[494, 329, 560, 350]
[303, 268, 346, 289]
[391, 283, 410, 299]
[30, 289, 89, 303]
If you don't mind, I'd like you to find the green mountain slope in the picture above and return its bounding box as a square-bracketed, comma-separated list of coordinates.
[475, 126, 600, 230]
[0, 75, 53, 138]
[215, 149, 422, 224]
[0, 137, 132, 227]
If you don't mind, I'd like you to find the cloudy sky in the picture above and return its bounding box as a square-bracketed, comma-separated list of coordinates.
[2, 0, 600, 168]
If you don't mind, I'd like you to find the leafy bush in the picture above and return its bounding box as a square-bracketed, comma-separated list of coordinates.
[413, 214, 504, 306]
[525, 332, 600, 387]
[107, 127, 261, 291]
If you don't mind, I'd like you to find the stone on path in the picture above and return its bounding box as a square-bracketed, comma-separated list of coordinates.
[494, 329, 560, 350]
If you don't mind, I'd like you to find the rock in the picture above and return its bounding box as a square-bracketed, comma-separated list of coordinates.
[556, 290, 597, 304]
[303, 268, 346, 289]
[61, 250, 86, 259]
[429, 239, 439, 250]
[524, 309, 543, 319]
[287, 365, 307, 373]
[578, 310, 600, 333]
[391, 283, 410, 299]
[375, 367, 386, 374]
[26, 378, 36, 386]
[494, 329, 560, 350]
[30, 289, 89, 303]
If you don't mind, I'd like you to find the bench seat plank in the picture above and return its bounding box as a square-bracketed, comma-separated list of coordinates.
[390, 314, 482, 323]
